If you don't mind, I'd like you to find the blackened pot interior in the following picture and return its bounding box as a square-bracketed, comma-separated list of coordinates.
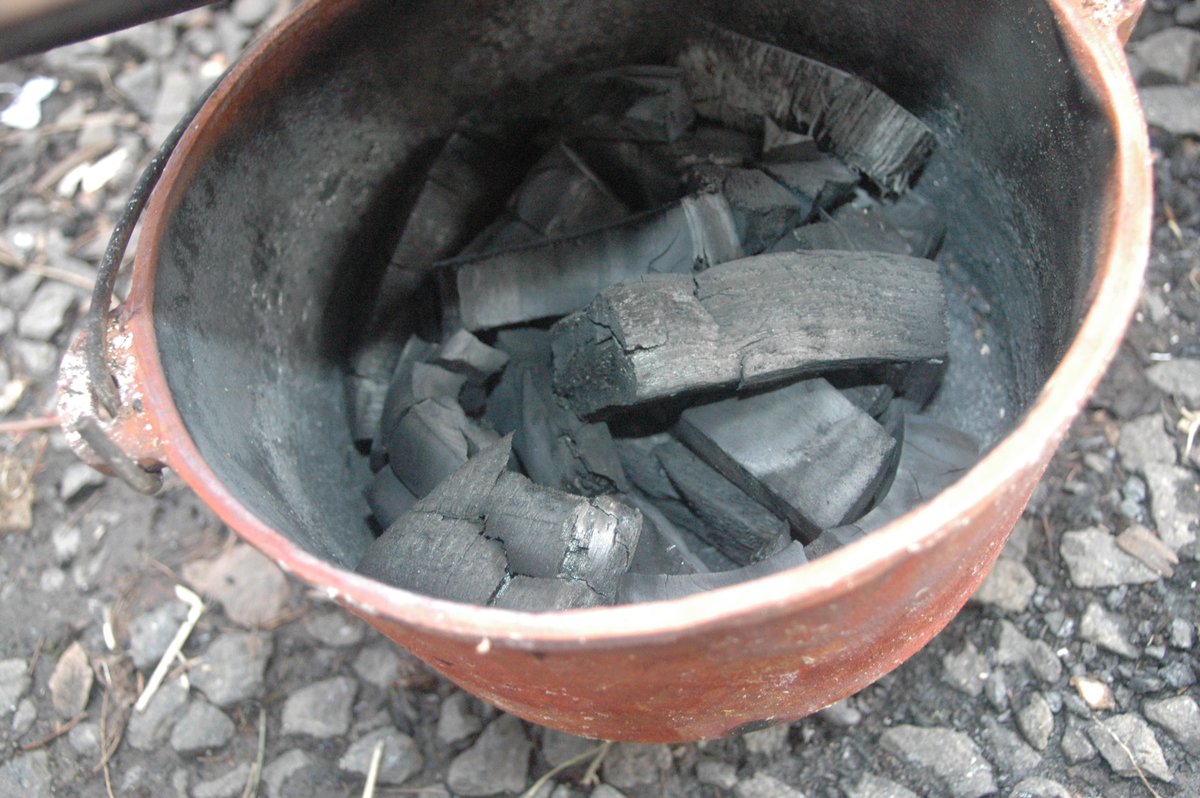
[152, 0, 1114, 568]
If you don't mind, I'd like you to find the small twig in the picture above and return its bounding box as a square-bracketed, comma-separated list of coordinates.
[240, 705, 268, 798]
[517, 742, 610, 798]
[19, 712, 87, 751]
[27, 635, 45, 675]
[1093, 721, 1164, 798]
[18, 260, 96, 292]
[1162, 203, 1183, 244]
[32, 140, 115, 195]
[134, 585, 204, 712]
[1176, 406, 1198, 462]
[0, 416, 61, 435]
[362, 740, 386, 798]
[580, 740, 612, 788]
[97, 689, 117, 798]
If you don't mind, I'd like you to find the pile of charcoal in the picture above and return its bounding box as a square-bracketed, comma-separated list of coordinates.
[348, 24, 980, 610]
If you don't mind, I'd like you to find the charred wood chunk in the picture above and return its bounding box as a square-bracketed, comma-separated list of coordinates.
[884, 359, 947, 409]
[661, 122, 761, 170]
[861, 413, 978, 529]
[435, 329, 510, 384]
[569, 139, 686, 211]
[386, 397, 499, 497]
[371, 337, 460, 470]
[513, 370, 628, 496]
[625, 515, 699, 576]
[881, 193, 945, 259]
[617, 541, 808, 603]
[485, 327, 553, 435]
[561, 66, 696, 144]
[349, 369, 389, 446]
[442, 192, 742, 331]
[761, 117, 820, 162]
[760, 155, 858, 221]
[355, 513, 506, 604]
[411, 434, 515, 521]
[552, 274, 740, 418]
[364, 468, 418, 529]
[484, 473, 640, 602]
[694, 251, 948, 386]
[614, 442, 741, 574]
[391, 123, 540, 269]
[699, 167, 812, 254]
[677, 25, 935, 194]
[675, 378, 898, 540]
[510, 143, 629, 237]
[654, 440, 789, 565]
[490, 575, 605, 611]
[839, 383, 895, 418]
[802, 526, 866, 560]
[552, 250, 948, 417]
[774, 204, 915, 256]
[807, 414, 979, 557]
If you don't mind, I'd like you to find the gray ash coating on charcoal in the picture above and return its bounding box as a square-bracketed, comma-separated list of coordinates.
[347, 26, 981, 610]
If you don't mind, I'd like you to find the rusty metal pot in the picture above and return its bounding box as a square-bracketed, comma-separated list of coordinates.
[58, 0, 1150, 742]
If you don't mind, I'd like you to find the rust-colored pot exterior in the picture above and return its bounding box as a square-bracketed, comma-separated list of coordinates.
[60, 0, 1151, 741]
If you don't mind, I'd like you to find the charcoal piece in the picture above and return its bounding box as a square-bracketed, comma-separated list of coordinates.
[508, 143, 630, 238]
[376, 363, 468, 465]
[371, 338, 459, 470]
[349, 368, 389, 445]
[353, 335, 437, 446]
[435, 329, 510, 383]
[412, 435, 515, 521]
[390, 125, 537, 268]
[768, 199, 936, 258]
[484, 474, 640, 601]
[625, 515, 698, 576]
[458, 214, 545, 258]
[885, 358, 946, 408]
[553, 274, 739, 418]
[871, 414, 978, 522]
[655, 440, 789, 565]
[513, 371, 628, 496]
[615, 434, 680, 501]
[364, 468, 418, 529]
[812, 415, 979, 555]
[675, 378, 898, 540]
[760, 155, 858, 220]
[490, 575, 605, 611]
[570, 139, 686, 210]
[486, 328, 554, 434]
[617, 541, 809, 603]
[620, 490, 726, 572]
[358, 438, 515, 604]
[880, 193, 946, 259]
[677, 25, 936, 194]
[356, 513, 507, 604]
[354, 120, 539, 398]
[710, 167, 811, 253]
[562, 66, 696, 143]
[444, 192, 742, 331]
[552, 250, 948, 417]
[386, 397, 500, 497]
[615, 447, 742, 575]
[802, 526, 867, 560]
[663, 122, 761, 169]
[761, 117, 819, 162]
[839, 383, 894, 417]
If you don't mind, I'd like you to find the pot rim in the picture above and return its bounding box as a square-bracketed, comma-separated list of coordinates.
[126, 0, 1152, 648]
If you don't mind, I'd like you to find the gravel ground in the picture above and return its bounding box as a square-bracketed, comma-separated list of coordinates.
[0, 3, 1197, 797]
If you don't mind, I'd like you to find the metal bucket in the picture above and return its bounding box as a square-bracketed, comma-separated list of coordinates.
[58, 0, 1151, 742]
